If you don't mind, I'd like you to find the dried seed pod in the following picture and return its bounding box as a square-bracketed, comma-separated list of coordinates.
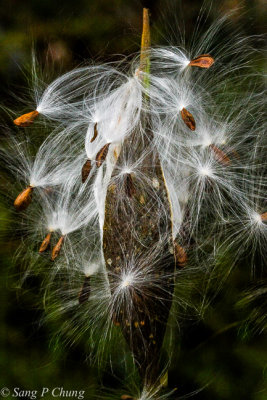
[261, 212, 267, 221]
[209, 144, 231, 166]
[14, 186, 34, 211]
[39, 232, 52, 253]
[81, 159, 92, 183]
[78, 276, 91, 304]
[180, 108, 196, 131]
[90, 122, 98, 142]
[173, 241, 187, 267]
[13, 110, 39, 127]
[124, 173, 136, 198]
[51, 236, 64, 261]
[96, 143, 110, 167]
[189, 54, 214, 68]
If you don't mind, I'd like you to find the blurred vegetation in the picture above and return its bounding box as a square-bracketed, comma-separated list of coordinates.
[0, 0, 266, 399]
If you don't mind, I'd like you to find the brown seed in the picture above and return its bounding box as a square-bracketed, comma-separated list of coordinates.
[121, 395, 136, 400]
[39, 232, 52, 253]
[261, 212, 267, 221]
[173, 241, 187, 267]
[180, 108, 196, 131]
[124, 173, 136, 198]
[13, 110, 39, 127]
[14, 186, 33, 211]
[209, 144, 231, 166]
[78, 276, 91, 304]
[81, 159, 92, 183]
[189, 54, 214, 69]
[90, 122, 98, 143]
[51, 236, 64, 261]
[96, 143, 110, 167]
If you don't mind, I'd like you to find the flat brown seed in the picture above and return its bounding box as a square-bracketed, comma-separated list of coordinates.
[96, 143, 110, 167]
[39, 232, 52, 253]
[90, 122, 98, 143]
[210, 144, 231, 166]
[124, 173, 136, 198]
[261, 212, 267, 221]
[189, 54, 214, 68]
[180, 108, 196, 131]
[51, 236, 64, 261]
[81, 159, 92, 183]
[121, 395, 136, 400]
[14, 186, 33, 211]
[173, 241, 187, 267]
[78, 276, 91, 304]
[13, 110, 39, 127]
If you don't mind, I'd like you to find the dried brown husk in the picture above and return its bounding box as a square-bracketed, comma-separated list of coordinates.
[81, 159, 92, 183]
[39, 232, 52, 253]
[13, 110, 39, 127]
[180, 107, 196, 131]
[210, 144, 231, 166]
[14, 186, 34, 211]
[189, 54, 214, 68]
[78, 276, 91, 304]
[96, 143, 110, 167]
[51, 236, 64, 261]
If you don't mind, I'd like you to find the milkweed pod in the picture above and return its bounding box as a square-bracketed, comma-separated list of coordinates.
[14, 185, 34, 211]
[90, 122, 98, 143]
[81, 159, 92, 183]
[173, 241, 187, 267]
[180, 107, 196, 131]
[51, 235, 64, 261]
[78, 276, 91, 304]
[124, 173, 136, 198]
[13, 110, 39, 127]
[96, 143, 110, 167]
[209, 144, 231, 166]
[260, 212, 267, 221]
[39, 232, 52, 253]
[189, 54, 214, 68]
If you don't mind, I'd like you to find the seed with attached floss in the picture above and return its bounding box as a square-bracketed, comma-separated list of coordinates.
[14, 186, 34, 211]
[13, 110, 39, 127]
[180, 107, 196, 131]
[78, 276, 91, 304]
[39, 232, 52, 253]
[124, 173, 136, 198]
[90, 122, 98, 143]
[51, 235, 64, 261]
[173, 241, 187, 267]
[96, 143, 110, 167]
[81, 159, 92, 183]
[209, 144, 231, 166]
[189, 54, 214, 68]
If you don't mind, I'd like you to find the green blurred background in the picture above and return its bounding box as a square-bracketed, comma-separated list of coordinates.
[0, 0, 266, 399]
